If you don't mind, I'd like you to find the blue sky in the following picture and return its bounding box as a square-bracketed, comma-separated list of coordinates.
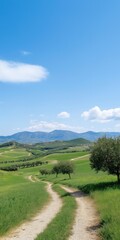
[0, 0, 120, 135]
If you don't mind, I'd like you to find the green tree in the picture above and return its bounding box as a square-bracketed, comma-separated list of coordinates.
[52, 161, 74, 178]
[52, 163, 61, 177]
[90, 137, 120, 183]
[40, 169, 49, 175]
[60, 161, 74, 178]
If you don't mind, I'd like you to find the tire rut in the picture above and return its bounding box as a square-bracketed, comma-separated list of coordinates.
[61, 185, 100, 240]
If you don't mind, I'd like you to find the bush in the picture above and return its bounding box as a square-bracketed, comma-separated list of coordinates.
[40, 169, 51, 175]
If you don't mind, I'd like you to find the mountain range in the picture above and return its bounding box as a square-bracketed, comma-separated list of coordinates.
[0, 130, 120, 144]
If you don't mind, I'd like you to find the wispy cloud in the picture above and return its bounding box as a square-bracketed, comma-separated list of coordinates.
[21, 50, 31, 56]
[57, 111, 70, 118]
[0, 59, 48, 83]
[81, 106, 120, 122]
[28, 120, 83, 132]
[12, 127, 21, 132]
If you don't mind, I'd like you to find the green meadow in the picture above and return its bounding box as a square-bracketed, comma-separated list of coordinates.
[42, 151, 88, 161]
[0, 141, 120, 239]
[0, 171, 49, 236]
[0, 147, 31, 162]
[39, 156, 120, 240]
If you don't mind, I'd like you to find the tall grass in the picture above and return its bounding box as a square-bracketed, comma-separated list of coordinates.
[0, 176, 49, 236]
[93, 187, 120, 240]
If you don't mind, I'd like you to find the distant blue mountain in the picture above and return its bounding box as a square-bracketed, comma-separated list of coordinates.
[79, 131, 120, 141]
[0, 130, 120, 144]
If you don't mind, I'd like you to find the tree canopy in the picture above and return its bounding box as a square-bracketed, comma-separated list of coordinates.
[52, 161, 74, 178]
[90, 137, 120, 183]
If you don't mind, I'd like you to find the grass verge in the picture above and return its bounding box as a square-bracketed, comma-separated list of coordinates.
[91, 186, 120, 240]
[36, 184, 76, 240]
[0, 179, 49, 236]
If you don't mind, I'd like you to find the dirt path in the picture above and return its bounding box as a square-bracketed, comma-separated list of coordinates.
[71, 154, 90, 161]
[27, 175, 37, 182]
[1, 181, 62, 240]
[61, 185, 100, 240]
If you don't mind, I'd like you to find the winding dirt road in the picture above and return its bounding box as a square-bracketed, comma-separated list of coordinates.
[1, 181, 62, 240]
[71, 154, 90, 161]
[1, 174, 100, 240]
[62, 185, 100, 240]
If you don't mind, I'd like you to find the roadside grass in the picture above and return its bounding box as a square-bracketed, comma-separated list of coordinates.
[91, 187, 120, 240]
[0, 173, 29, 193]
[0, 173, 49, 236]
[36, 184, 76, 240]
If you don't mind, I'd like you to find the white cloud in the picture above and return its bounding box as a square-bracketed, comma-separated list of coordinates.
[21, 50, 31, 56]
[0, 59, 48, 83]
[28, 120, 83, 132]
[57, 111, 70, 118]
[81, 106, 120, 122]
[12, 127, 21, 132]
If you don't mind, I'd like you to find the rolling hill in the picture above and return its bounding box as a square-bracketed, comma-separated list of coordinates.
[0, 130, 120, 144]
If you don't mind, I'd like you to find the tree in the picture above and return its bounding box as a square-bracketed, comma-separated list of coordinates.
[52, 163, 61, 177]
[60, 161, 74, 178]
[52, 161, 74, 178]
[40, 169, 49, 175]
[90, 137, 120, 183]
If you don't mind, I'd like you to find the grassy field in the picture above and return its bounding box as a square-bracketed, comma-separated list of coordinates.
[0, 147, 31, 162]
[39, 156, 120, 240]
[0, 171, 49, 236]
[1, 141, 120, 240]
[42, 151, 88, 161]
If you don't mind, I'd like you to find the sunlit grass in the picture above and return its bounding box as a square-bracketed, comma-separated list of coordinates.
[0, 173, 49, 236]
[39, 156, 120, 240]
[0, 147, 30, 162]
[1, 145, 120, 240]
[43, 151, 88, 162]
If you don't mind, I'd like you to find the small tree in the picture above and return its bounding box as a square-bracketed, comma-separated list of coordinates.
[52, 164, 61, 177]
[52, 161, 74, 178]
[40, 169, 49, 175]
[60, 161, 74, 178]
[90, 137, 120, 183]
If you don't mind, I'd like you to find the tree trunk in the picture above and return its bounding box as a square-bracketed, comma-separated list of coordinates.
[69, 173, 71, 179]
[117, 171, 120, 183]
